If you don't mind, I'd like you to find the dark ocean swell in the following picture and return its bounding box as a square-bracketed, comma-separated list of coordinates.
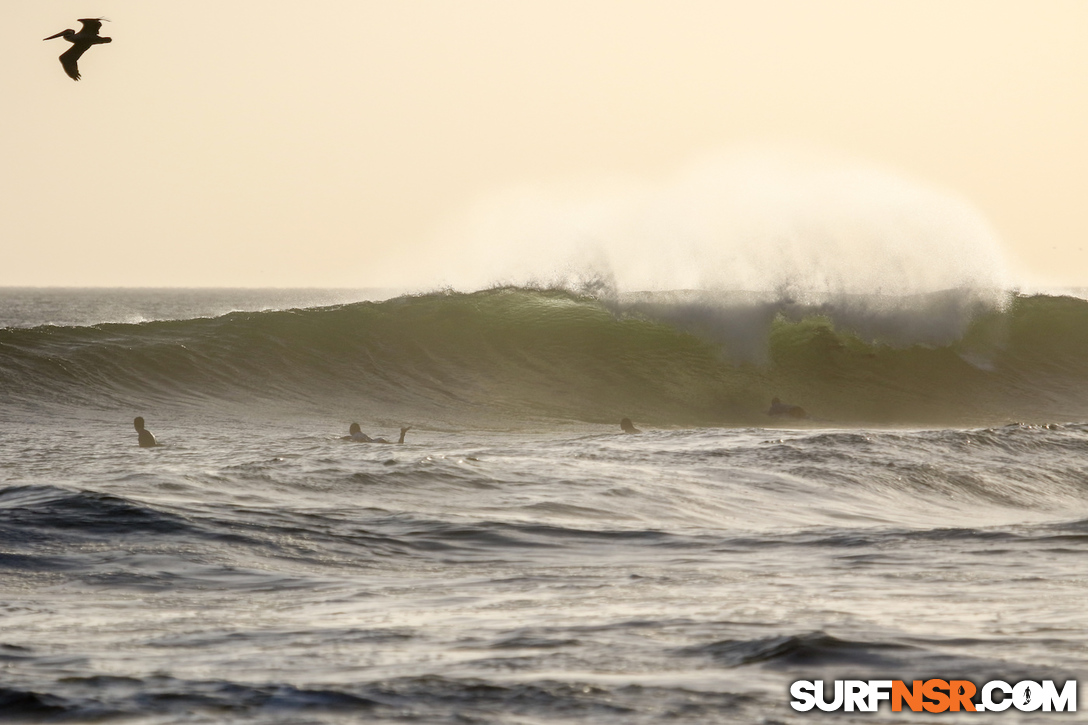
[1, 288, 1087, 426]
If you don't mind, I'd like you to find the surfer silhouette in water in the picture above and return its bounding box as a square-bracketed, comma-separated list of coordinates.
[133, 417, 157, 447]
[620, 418, 641, 433]
[767, 397, 808, 419]
[342, 422, 410, 444]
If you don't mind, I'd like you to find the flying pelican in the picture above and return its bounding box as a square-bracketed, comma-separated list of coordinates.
[43, 18, 111, 81]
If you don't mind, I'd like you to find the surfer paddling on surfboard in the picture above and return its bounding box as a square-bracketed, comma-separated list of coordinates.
[342, 422, 410, 444]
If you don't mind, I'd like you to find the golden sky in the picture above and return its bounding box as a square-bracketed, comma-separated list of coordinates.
[5, 1, 1087, 288]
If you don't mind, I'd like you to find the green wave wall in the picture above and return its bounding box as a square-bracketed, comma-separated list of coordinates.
[1, 288, 1086, 427]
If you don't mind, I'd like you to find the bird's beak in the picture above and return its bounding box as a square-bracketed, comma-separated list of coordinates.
[43, 30, 66, 40]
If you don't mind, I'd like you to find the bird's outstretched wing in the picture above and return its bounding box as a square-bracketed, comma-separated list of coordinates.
[77, 18, 105, 36]
[58, 43, 89, 80]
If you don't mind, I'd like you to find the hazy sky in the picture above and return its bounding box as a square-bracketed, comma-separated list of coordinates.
[5, 2, 1088, 289]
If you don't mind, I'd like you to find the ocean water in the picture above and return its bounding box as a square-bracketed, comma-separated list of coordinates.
[2, 287, 1087, 723]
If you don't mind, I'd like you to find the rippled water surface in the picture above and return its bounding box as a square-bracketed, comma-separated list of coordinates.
[3, 416, 1088, 723]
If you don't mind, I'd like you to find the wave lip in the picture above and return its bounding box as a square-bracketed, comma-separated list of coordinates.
[0, 686, 73, 719]
[0, 485, 191, 538]
[677, 631, 912, 669]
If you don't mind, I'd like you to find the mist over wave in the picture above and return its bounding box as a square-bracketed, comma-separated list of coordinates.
[432, 150, 1009, 297]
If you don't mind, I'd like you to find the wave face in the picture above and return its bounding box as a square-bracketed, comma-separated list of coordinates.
[1, 288, 1087, 426]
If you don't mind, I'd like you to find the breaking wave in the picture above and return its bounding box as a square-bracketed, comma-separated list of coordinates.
[1, 288, 1086, 427]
